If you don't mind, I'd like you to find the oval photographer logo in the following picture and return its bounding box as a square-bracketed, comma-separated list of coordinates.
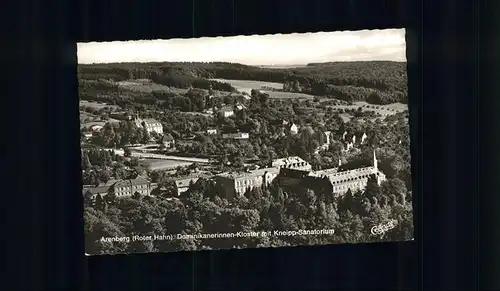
[371, 220, 397, 235]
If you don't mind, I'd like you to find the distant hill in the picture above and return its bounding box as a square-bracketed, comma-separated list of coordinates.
[78, 61, 408, 104]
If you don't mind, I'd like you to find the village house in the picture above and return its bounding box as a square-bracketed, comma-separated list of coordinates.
[206, 128, 218, 135]
[234, 103, 246, 111]
[135, 118, 163, 135]
[82, 132, 93, 141]
[162, 133, 175, 148]
[217, 105, 235, 118]
[222, 132, 249, 140]
[90, 124, 103, 132]
[290, 123, 299, 135]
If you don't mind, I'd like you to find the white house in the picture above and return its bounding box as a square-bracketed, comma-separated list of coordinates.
[90, 124, 103, 132]
[290, 123, 299, 135]
[218, 106, 234, 118]
[324, 131, 332, 145]
[135, 118, 163, 135]
[206, 128, 218, 135]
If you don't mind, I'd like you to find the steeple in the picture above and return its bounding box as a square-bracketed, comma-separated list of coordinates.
[373, 149, 378, 170]
[338, 158, 342, 167]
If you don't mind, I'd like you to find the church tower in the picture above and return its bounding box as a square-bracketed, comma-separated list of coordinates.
[373, 149, 378, 170]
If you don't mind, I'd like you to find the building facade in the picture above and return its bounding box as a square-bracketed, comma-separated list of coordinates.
[83, 177, 156, 199]
[135, 118, 163, 135]
[214, 167, 280, 199]
[276, 150, 386, 197]
[222, 132, 249, 139]
[271, 156, 312, 171]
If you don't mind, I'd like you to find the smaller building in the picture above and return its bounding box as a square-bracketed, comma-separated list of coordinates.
[174, 177, 200, 196]
[217, 106, 234, 118]
[206, 128, 218, 135]
[90, 124, 103, 132]
[162, 134, 175, 148]
[82, 132, 93, 140]
[222, 132, 249, 140]
[290, 123, 299, 135]
[235, 104, 246, 111]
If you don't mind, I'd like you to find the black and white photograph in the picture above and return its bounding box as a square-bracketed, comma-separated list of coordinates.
[79, 28, 414, 256]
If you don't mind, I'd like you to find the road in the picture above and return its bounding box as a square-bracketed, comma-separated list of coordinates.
[112, 149, 211, 163]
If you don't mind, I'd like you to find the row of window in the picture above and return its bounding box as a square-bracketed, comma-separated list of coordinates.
[114, 189, 149, 196]
[278, 162, 308, 169]
[333, 183, 363, 192]
[332, 174, 377, 185]
[236, 178, 262, 187]
[116, 184, 148, 191]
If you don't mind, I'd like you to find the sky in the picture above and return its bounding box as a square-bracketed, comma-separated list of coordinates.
[77, 28, 406, 65]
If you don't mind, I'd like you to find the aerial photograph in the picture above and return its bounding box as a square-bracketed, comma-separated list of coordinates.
[79, 28, 414, 256]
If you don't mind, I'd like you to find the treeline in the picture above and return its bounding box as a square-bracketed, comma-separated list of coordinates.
[78, 61, 408, 104]
[84, 174, 413, 255]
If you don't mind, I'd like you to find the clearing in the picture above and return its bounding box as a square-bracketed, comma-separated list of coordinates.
[79, 100, 120, 110]
[210, 78, 316, 99]
[140, 159, 193, 171]
[115, 79, 181, 93]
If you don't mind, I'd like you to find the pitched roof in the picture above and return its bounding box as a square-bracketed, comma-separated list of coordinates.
[218, 167, 280, 179]
[175, 177, 200, 188]
[162, 134, 175, 141]
[314, 166, 378, 184]
[112, 177, 150, 188]
[220, 105, 234, 112]
[85, 186, 110, 195]
[143, 118, 161, 125]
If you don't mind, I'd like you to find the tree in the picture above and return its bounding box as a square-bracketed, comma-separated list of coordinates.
[124, 148, 132, 157]
[364, 175, 381, 200]
[95, 194, 106, 211]
[132, 191, 141, 200]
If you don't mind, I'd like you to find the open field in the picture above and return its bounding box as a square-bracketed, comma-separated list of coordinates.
[266, 90, 316, 99]
[116, 79, 172, 92]
[80, 100, 120, 110]
[210, 78, 316, 99]
[140, 159, 193, 171]
[79, 111, 121, 124]
[115, 79, 190, 94]
[325, 101, 407, 115]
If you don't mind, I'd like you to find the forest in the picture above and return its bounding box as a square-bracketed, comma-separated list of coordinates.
[78, 61, 408, 104]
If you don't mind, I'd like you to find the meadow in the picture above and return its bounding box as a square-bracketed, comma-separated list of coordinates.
[79, 100, 120, 110]
[139, 159, 193, 171]
[210, 78, 316, 99]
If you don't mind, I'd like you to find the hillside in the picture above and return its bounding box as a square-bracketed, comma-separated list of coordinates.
[78, 61, 408, 104]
